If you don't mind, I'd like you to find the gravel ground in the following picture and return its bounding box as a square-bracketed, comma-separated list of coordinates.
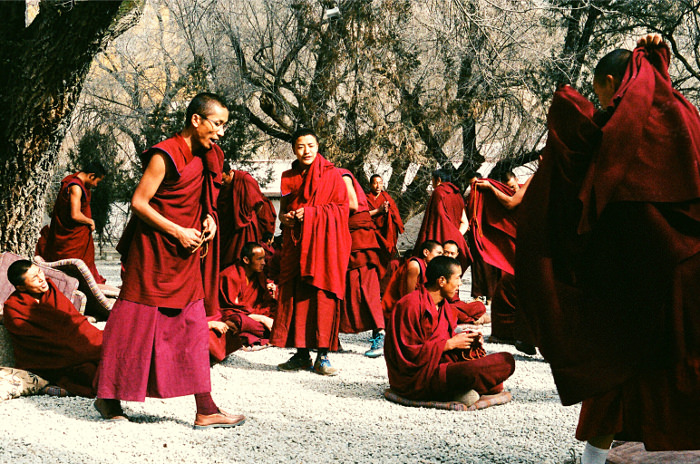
[0, 260, 584, 464]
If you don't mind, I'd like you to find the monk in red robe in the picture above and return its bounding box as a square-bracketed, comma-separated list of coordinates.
[3, 260, 102, 397]
[382, 240, 443, 321]
[415, 170, 470, 272]
[96, 93, 245, 428]
[385, 256, 515, 405]
[516, 35, 700, 461]
[338, 169, 385, 358]
[218, 164, 267, 270]
[257, 196, 277, 238]
[271, 128, 351, 376]
[366, 174, 404, 289]
[441, 240, 488, 325]
[35, 162, 106, 285]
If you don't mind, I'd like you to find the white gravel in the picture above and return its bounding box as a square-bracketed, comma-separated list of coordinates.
[0, 260, 584, 464]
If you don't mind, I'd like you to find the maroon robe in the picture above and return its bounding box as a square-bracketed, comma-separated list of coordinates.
[257, 196, 277, 237]
[269, 155, 351, 350]
[218, 170, 266, 270]
[447, 295, 486, 325]
[516, 43, 700, 450]
[385, 286, 514, 400]
[381, 257, 425, 321]
[366, 190, 404, 260]
[338, 169, 384, 334]
[98, 134, 223, 402]
[35, 173, 105, 284]
[3, 279, 102, 397]
[415, 182, 471, 272]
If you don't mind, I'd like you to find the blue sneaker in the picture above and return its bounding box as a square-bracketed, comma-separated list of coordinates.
[364, 332, 385, 358]
[313, 354, 339, 376]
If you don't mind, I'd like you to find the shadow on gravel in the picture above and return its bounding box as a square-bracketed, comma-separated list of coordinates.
[217, 354, 280, 372]
[299, 379, 387, 401]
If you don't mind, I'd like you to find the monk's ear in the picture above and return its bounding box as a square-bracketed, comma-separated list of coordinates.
[437, 276, 447, 287]
[242, 256, 250, 265]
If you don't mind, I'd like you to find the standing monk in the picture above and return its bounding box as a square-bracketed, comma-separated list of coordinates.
[271, 128, 351, 376]
[35, 161, 106, 284]
[366, 174, 404, 261]
[517, 35, 700, 462]
[96, 93, 245, 429]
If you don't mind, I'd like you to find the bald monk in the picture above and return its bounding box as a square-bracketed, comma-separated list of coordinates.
[442, 240, 489, 325]
[218, 163, 267, 270]
[382, 240, 443, 320]
[96, 93, 244, 428]
[415, 170, 470, 272]
[385, 256, 515, 405]
[35, 161, 107, 285]
[3, 260, 102, 397]
[271, 128, 351, 376]
[517, 35, 700, 462]
[338, 169, 385, 358]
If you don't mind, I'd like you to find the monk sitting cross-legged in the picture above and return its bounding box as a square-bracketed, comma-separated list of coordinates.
[3, 260, 102, 398]
[384, 256, 515, 405]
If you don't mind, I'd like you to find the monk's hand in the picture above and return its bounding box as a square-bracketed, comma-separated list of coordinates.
[294, 207, 305, 222]
[88, 218, 96, 232]
[382, 201, 390, 213]
[637, 33, 662, 48]
[176, 226, 203, 252]
[280, 211, 296, 227]
[475, 179, 491, 191]
[201, 214, 216, 242]
[208, 320, 229, 335]
[446, 332, 480, 351]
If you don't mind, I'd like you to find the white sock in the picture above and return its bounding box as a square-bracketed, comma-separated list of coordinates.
[581, 442, 610, 464]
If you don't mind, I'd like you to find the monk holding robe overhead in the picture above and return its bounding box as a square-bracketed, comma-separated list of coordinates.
[271, 128, 351, 376]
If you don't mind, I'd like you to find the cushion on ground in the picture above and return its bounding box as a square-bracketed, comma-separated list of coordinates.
[607, 441, 700, 464]
[383, 388, 512, 411]
[0, 367, 49, 402]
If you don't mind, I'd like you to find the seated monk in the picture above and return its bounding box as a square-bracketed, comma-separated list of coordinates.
[441, 240, 489, 325]
[3, 260, 102, 397]
[381, 240, 443, 321]
[218, 242, 278, 350]
[384, 256, 515, 405]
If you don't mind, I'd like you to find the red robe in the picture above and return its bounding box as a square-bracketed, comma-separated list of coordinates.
[35, 173, 105, 284]
[257, 196, 277, 237]
[269, 155, 351, 350]
[218, 170, 266, 270]
[366, 190, 404, 259]
[415, 182, 471, 271]
[3, 279, 102, 397]
[385, 286, 514, 400]
[516, 43, 700, 450]
[447, 295, 486, 325]
[381, 257, 425, 321]
[338, 169, 384, 333]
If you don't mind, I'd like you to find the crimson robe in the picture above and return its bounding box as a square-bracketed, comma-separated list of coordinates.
[269, 155, 351, 350]
[385, 286, 514, 400]
[3, 279, 102, 397]
[257, 196, 277, 237]
[35, 173, 105, 284]
[98, 134, 222, 401]
[338, 169, 384, 333]
[415, 182, 471, 271]
[447, 295, 486, 325]
[366, 190, 404, 259]
[516, 43, 700, 450]
[218, 170, 266, 270]
[381, 257, 425, 322]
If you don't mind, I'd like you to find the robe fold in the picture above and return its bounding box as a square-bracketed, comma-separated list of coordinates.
[257, 196, 278, 237]
[270, 155, 351, 350]
[3, 279, 102, 397]
[447, 295, 487, 325]
[218, 170, 266, 270]
[366, 190, 404, 260]
[35, 173, 105, 284]
[415, 182, 470, 271]
[98, 133, 222, 401]
[516, 43, 700, 450]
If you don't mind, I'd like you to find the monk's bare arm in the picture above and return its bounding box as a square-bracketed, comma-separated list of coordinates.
[458, 208, 469, 235]
[248, 314, 274, 331]
[477, 176, 532, 211]
[405, 260, 421, 293]
[342, 176, 359, 213]
[131, 152, 202, 250]
[68, 185, 95, 230]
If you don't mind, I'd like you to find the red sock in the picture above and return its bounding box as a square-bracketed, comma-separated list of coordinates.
[194, 393, 218, 416]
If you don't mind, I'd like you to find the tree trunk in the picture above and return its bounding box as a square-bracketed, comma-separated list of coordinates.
[0, 1, 143, 255]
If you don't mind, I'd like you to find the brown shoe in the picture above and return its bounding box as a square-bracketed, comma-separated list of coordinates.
[94, 398, 128, 421]
[194, 409, 246, 429]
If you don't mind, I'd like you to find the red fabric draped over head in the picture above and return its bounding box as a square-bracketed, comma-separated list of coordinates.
[35, 174, 105, 284]
[367, 190, 404, 258]
[415, 182, 471, 271]
[466, 179, 518, 275]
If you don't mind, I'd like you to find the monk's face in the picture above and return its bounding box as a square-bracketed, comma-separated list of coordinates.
[244, 247, 266, 274]
[293, 135, 319, 167]
[17, 265, 49, 295]
[593, 74, 618, 109]
[506, 178, 520, 192]
[222, 170, 234, 186]
[442, 243, 459, 259]
[193, 104, 229, 151]
[440, 266, 462, 299]
[85, 174, 104, 190]
[424, 245, 443, 263]
[370, 176, 383, 195]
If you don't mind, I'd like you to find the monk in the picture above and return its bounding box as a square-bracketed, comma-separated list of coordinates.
[271, 128, 351, 376]
[366, 174, 404, 262]
[415, 170, 470, 272]
[381, 240, 443, 320]
[3, 260, 102, 397]
[504, 171, 520, 193]
[96, 93, 245, 428]
[338, 169, 385, 358]
[441, 240, 489, 325]
[218, 163, 267, 270]
[35, 161, 107, 285]
[516, 35, 700, 462]
[384, 256, 515, 405]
